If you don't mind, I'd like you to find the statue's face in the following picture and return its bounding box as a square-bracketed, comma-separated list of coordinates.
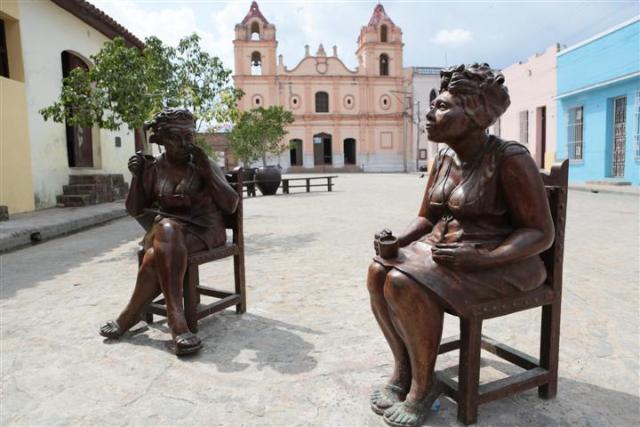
[157, 123, 195, 160]
[425, 91, 473, 143]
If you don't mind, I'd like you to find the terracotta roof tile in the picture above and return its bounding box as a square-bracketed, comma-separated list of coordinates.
[50, 0, 144, 49]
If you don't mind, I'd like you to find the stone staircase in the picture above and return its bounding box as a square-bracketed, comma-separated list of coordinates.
[56, 174, 129, 207]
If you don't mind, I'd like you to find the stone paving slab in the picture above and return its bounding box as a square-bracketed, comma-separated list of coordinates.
[1, 174, 638, 426]
[0, 202, 127, 253]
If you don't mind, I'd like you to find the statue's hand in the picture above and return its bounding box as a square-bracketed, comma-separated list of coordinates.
[188, 144, 214, 177]
[431, 243, 490, 271]
[128, 153, 145, 177]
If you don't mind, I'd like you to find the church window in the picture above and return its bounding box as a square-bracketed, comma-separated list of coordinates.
[380, 54, 389, 76]
[251, 51, 262, 75]
[315, 91, 329, 113]
[250, 21, 260, 40]
[381, 25, 388, 42]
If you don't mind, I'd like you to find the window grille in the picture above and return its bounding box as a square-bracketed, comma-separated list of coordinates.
[635, 92, 640, 160]
[567, 106, 584, 160]
[519, 111, 529, 144]
[315, 91, 329, 113]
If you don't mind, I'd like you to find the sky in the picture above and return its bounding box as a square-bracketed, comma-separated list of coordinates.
[91, 0, 639, 72]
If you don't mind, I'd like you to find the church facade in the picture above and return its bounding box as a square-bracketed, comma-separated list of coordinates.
[233, 2, 415, 172]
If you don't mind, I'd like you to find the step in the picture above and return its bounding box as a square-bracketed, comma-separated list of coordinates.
[62, 184, 97, 195]
[69, 175, 112, 185]
[585, 179, 631, 186]
[56, 194, 95, 207]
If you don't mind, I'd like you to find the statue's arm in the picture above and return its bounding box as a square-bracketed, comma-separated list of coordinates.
[125, 156, 152, 217]
[485, 153, 555, 266]
[396, 161, 438, 247]
[205, 160, 239, 215]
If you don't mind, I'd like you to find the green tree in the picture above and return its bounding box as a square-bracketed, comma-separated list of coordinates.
[39, 34, 242, 155]
[228, 106, 295, 167]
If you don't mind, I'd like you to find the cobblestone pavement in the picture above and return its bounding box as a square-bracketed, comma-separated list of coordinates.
[1, 174, 638, 426]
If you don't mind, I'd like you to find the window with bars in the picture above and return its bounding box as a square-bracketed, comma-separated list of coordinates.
[315, 91, 329, 113]
[519, 111, 528, 144]
[567, 106, 584, 160]
[635, 91, 640, 160]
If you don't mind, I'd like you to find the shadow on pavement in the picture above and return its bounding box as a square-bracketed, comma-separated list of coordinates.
[112, 312, 321, 375]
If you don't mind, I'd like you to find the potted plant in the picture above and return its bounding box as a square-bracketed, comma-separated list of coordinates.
[229, 106, 294, 195]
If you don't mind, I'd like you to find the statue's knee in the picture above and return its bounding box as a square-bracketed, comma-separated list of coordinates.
[383, 270, 411, 301]
[367, 262, 387, 293]
[154, 219, 182, 241]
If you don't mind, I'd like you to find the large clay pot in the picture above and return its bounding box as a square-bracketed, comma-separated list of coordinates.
[255, 165, 282, 195]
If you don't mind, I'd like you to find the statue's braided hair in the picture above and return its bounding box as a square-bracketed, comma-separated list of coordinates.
[144, 108, 194, 134]
[439, 63, 510, 129]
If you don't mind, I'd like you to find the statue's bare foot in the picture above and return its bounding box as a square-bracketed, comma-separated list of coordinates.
[99, 320, 123, 339]
[174, 332, 202, 356]
[383, 383, 441, 427]
[371, 383, 407, 415]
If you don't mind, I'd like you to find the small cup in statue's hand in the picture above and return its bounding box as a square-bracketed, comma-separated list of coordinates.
[378, 234, 399, 259]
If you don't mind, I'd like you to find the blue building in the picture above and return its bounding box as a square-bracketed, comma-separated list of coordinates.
[556, 18, 640, 185]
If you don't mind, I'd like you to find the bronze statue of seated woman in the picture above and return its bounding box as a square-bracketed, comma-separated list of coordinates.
[100, 108, 239, 356]
[367, 63, 554, 427]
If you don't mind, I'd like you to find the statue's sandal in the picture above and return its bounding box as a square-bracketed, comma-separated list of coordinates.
[371, 384, 407, 415]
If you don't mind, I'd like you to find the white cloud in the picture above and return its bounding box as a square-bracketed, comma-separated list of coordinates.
[431, 29, 473, 46]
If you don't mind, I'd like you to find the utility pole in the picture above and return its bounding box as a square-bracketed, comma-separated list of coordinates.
[415, 100, 420, 172]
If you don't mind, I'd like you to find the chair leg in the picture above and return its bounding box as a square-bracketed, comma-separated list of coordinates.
[142, 311, 153, 324]
[539, 301, 561, 399]
[184, 264, 199, 333]
[234, 253, 246, 314]
[457, 317, 482, 425]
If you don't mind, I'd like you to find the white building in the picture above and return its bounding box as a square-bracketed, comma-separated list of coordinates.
[411, 66, 443, 170]
[2, 0, 144, 211]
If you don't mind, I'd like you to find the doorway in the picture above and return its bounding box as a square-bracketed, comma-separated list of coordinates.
[535, 106, 547, 169]
[62, 51, 93, 167]
[313, 133, 332, 165]
[344, 138, 356, 165]
[612, 96, 626, 177]
[289, 139, 303, 166]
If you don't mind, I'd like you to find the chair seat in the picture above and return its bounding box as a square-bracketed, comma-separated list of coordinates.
[188, 243, 239, 264]
[444, 285, 556, 319]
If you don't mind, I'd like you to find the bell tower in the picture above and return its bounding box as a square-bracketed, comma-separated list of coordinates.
[233, 1, 277, 77]
[356, 4, 403, 77]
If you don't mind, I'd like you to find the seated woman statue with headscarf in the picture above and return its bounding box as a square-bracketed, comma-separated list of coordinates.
[367, 63, 554, 427]
[99, 108, 239, 356]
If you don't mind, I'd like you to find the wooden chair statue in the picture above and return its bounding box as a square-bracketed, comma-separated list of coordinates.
[436, 160, 568, 424]
[99, 108, 245, 356]
[141, 171, 246, 333]
[367, 64, 568, 427]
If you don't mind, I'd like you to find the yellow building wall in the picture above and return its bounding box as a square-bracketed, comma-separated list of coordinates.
[1, 78, 35, 214]
[1, 1, 35, 214]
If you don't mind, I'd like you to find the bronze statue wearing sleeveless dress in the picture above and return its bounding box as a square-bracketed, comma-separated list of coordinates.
[367, 64, 555, 427]
[99, 109, 239, 356]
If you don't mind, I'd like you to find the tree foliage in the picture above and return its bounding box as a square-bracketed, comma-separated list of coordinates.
[228, 106, 295, 166]
[39, 34, 242, 133]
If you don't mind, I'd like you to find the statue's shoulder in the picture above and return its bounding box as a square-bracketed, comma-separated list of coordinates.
[492, 136, 529, 160]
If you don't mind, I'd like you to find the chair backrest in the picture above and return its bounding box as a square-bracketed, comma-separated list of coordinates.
[224, 170, 244, 246]
[539, 160, 569, 293]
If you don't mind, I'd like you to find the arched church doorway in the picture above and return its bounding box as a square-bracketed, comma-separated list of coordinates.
[343, 138, 356, 165]
[289, 139, 303, 166]
[313, 133, 332, 166]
